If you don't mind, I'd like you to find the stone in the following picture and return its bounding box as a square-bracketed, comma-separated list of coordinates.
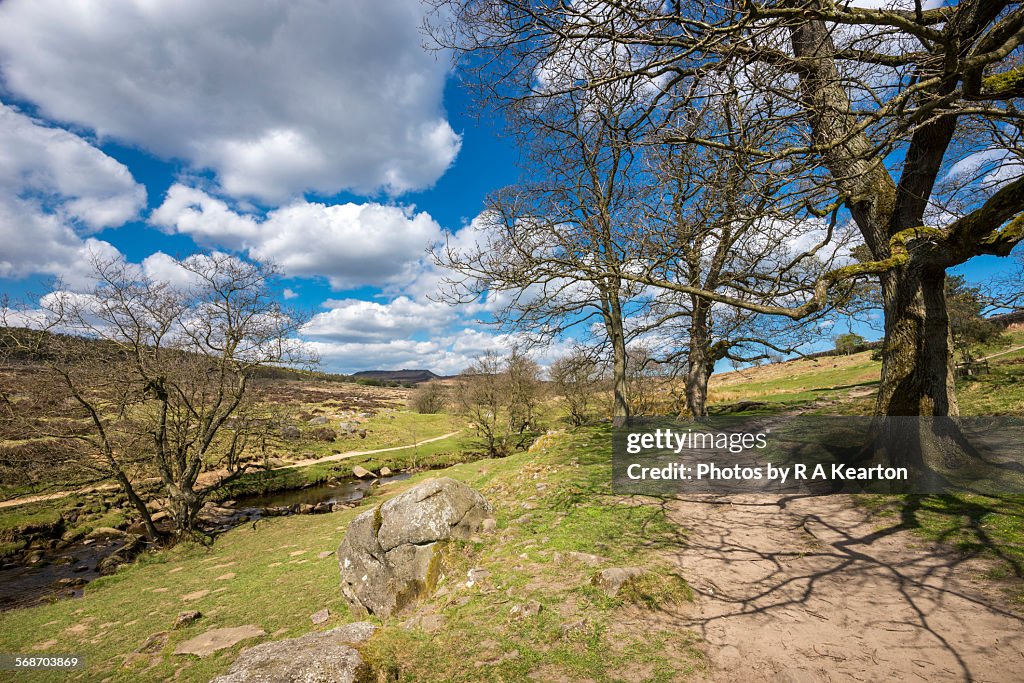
[87, 526, 126, 538]
[351, 465, 375, 479]
[560, 619, 590, 639]
[481, 518, 498, 533]
[357, 429, 367, 439]
[173, 611, 201, 629]
[298, 504, 315, 515]
[209, 623, 375, 683]
[136, 631, 169, 654]
[308, 416, 329, 425]
[310, 608, 330, 625]
[318, 550, 334, 560]
[553, 551, 605, 567]
[173, 625, 266, 657]
[310, 427, 338, 442]
[281, 425, 301, 440]
[510, 600, 543, 619]
[466, 568, 490, 586]
[379, 466, 393, 477]
[337, 477, 492, 617]
[56, 577, 87, 588]
[592, 567, 646, 595]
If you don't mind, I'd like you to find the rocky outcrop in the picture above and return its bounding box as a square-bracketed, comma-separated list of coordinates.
[209, 622, 375, 683]
[337, 477, 491, 617]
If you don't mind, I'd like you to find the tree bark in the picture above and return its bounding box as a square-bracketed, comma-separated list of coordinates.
[685, 304, 714, 418]
[113, 468, 161, 541]
[875, 266, 959, 417]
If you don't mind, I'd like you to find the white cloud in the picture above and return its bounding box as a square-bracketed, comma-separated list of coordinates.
[303, 296, 456, 343]
[151, 185, 444, 289]
[282, 288, 299, 300]
[0, 103, 144, 286]
[306, 327, 572, 376]
[0, 0, 460, 201]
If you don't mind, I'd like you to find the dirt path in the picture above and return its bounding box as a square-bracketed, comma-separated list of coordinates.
[0, 430, 462, 510]
[978, 345, 1024, 362]
[663, 494, 1023, 682]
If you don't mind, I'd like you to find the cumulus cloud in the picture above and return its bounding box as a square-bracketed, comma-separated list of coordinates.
[306, 327, 573, 376]
[0, 0, 460, 201]
[0, 103, 145, 286]
[303, 296, 456, 343]
[151, 185, 444, 289]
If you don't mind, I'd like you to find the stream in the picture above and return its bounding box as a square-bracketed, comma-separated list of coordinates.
[0, 472, 410, 612]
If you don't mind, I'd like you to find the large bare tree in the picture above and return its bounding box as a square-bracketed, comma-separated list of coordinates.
[429, 0, 1024, 420]
[1, 253, 311, 538]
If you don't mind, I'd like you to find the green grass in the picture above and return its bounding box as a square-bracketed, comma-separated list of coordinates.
[0, 504, 63, 542]
[0, 427, 704, 682]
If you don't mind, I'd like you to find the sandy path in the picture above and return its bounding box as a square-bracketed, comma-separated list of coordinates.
[0, 430, 462, 510]
[665, 494, 1024, 682]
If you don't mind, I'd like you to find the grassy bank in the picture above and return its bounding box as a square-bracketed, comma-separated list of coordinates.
[0, 427, 703, 682]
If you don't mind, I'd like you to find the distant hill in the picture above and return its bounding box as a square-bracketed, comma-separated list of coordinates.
[351, 369, 442, 384]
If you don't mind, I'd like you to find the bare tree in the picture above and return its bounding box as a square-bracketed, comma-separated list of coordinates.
[431, 15, 675, 428]
[453, 351, 508, 456]
[506, 348, 544, 437]
[409, 380, 449, 414]
[1, 253, 311, 538]
[428, 1, 1024, 426]
[549, 349, 602, 425]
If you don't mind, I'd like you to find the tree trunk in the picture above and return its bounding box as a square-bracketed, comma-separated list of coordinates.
[685, 307, 714, 418]
[112, 469, 161, 541]
[611, 331, 629, 427]
[167, 484, 204, 537]
[606, 295, 630, 428]
[875, 266, 959, 417]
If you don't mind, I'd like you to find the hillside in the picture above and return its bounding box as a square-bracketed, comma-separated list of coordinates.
[351, 369, 442, 384]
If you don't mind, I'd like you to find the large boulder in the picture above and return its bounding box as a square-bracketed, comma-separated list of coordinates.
[209, 622, 375, 683]
[337, 478, 491, 617]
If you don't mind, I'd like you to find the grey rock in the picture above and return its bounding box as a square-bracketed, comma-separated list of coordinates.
[337, 477, 492, 617]
[209, 623, 375, 683]
[592, 567, 646, 595]
[351, 465, 375, 479]
[481, 518, 498, 533]
[173, 610, 201, 629]
[553, 551, 605, 567]
[308, 416, 329, 425]
[510, 600, 542, 619]
[281, 425, 301, 440]
[379, 466, 393, 477]
[310, 608, 330, 625]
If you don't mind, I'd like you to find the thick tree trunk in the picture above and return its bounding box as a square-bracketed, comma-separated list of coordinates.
[167, 484, 204, 537]
[875, 266, 959, 417]
[685, 307, 714, 418]
[610, 329, 630, 428]
[605, 292, 631, 428]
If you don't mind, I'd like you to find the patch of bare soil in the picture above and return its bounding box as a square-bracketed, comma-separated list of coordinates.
[668, 494, 1023, 682]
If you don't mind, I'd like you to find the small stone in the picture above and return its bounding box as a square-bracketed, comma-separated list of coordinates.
[173, 611, 201, 629]
[560, 619, 590, 639]
[379, 466, 393, 477]
[481, 518, 498, 533]
[318, 550, 334, 559]
[311, 608, 330, 625]
[352, 465, 375, 479]
[592, 567, 645, 595]
[510, 600, 542, 619]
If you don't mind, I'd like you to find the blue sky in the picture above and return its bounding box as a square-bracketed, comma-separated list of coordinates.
[0, 1, 1016, 374]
